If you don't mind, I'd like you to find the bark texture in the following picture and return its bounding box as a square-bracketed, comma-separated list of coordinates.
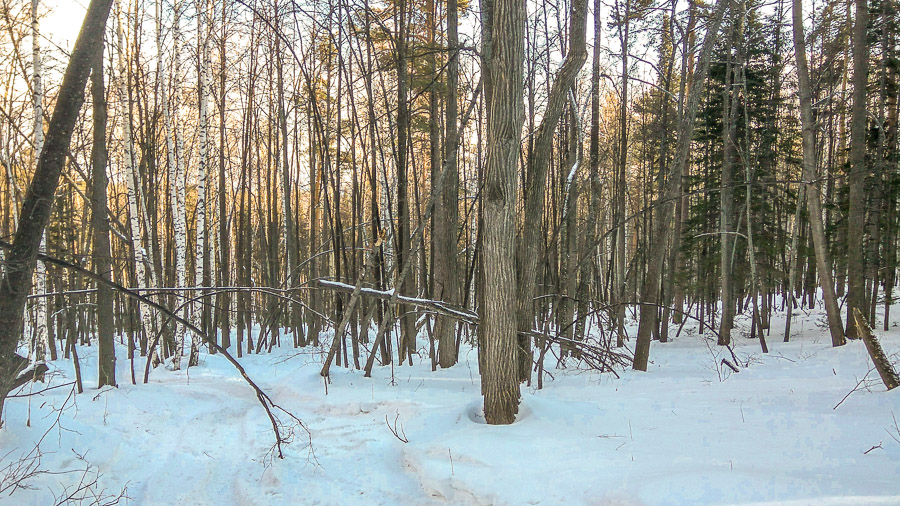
[91, 35, 115, 388]
[481, 0, 525, 424]
[846, 0, 868, 338]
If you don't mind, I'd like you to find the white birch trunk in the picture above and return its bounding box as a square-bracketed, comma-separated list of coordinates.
[190, 0, 209, 365]
[117, 0, 159, 360]
[31, 0, 48, 363]
[159, 0, 188, 369]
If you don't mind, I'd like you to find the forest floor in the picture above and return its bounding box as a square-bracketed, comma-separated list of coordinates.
[1, 303, 899, 505]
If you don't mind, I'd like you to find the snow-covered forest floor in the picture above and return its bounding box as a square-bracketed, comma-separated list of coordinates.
[2, 303, 900, 505]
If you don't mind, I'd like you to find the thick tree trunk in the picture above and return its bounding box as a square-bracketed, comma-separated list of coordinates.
[481, 0, 525, 425]
[395, 0, 416, 365]
[434, 0, 461, 368]
[854, 308, 899, 390]
[0, 0, 113, 419]
[845, 0, 868, 338]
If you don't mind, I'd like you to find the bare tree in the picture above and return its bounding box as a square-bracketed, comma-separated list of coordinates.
[481, 0, 525, 424]
[791, 0, 845, 347]
[0, 0, 114, 418]
[91, 30, 115, 388]
[845, 0, 868, 338]
[632, 0, 728, 371]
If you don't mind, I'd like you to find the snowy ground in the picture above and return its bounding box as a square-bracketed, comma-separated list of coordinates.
[1, 304, 899, 505]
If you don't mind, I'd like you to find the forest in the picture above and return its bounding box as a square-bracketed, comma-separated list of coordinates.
[0, 0, 898, 503]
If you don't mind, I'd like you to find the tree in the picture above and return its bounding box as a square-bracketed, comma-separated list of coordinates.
[480, 0, 525, 425]
[91, 30, 116, 388]
[0, 0, 114, 419]
[433, 0, 461, 369]
[846, 0, 868, 338]
[792, 0, 846, 347]
[30, 0, 48, 365]
[515, 0, 588, 381]
[632, 0, 728, 371]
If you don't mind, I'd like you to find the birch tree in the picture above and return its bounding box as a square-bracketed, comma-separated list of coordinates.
[30, 0, 48, 364]
[118, 0, 157, 360]
[191, 0, 210, 366]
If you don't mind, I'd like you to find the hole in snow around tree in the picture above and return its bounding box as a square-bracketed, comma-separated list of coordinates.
[465, 399, 532, 424]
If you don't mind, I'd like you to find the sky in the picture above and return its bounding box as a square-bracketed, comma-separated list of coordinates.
[42, 0, 87, 51]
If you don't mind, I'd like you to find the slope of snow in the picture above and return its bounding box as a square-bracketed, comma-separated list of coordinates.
[1, 306, 899, 505]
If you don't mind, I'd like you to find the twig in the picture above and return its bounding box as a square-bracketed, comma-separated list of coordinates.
[863, 443, 882, 455]
[385, 413, 408, 443]
[834, 367, 876, 410]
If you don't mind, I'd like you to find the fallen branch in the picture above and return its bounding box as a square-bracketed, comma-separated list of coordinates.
[0, 240, 311, 460]
[722, 359, 740, 373]
[318, 279, 478, 325]
[853, 308, 899, 391]
[834, 366, 877, 411]
[863, 443, 883, 455]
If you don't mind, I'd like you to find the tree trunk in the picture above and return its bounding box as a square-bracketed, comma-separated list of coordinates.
[31, 0, 49, 365]
[191, 0, 210, 367]
[845, 0, 868, 338]
[0, 0, 113, 419]
[481, 0, 525, 424]
[434, 0, 461, 368]
[854, 308, 899, 390]
[91, 39, 116, 388]
[792, 0, 846, 347]
[632, 0, 728, 371]
[395, 0, 416, 365]
[718, 11, 739, 346]
[515, 0, 587, 380]
[217, 0, 231, 350]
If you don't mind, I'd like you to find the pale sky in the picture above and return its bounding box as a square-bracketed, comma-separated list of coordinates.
[43, 0, 87, 51]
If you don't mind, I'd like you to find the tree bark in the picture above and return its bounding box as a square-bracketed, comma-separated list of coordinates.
[31, 0, 49, 365]
[191, 0, 210, 366]
[91, 38, 116, 388]
[0, 0, 113, 418]
[515, 0, 587, 380]
[481, 0, 525, 424]
[434, 0, 461, 368]
[395, 0, 416, 364]
[854, 308, 899, 390]
[845, 0, 868, 338]
[718, 10, 739, 346]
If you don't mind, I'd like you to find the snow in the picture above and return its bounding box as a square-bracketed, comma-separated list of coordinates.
[2, 306, 900, 505]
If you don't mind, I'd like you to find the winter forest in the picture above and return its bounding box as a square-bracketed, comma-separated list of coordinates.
[0, 0, 898, 502]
